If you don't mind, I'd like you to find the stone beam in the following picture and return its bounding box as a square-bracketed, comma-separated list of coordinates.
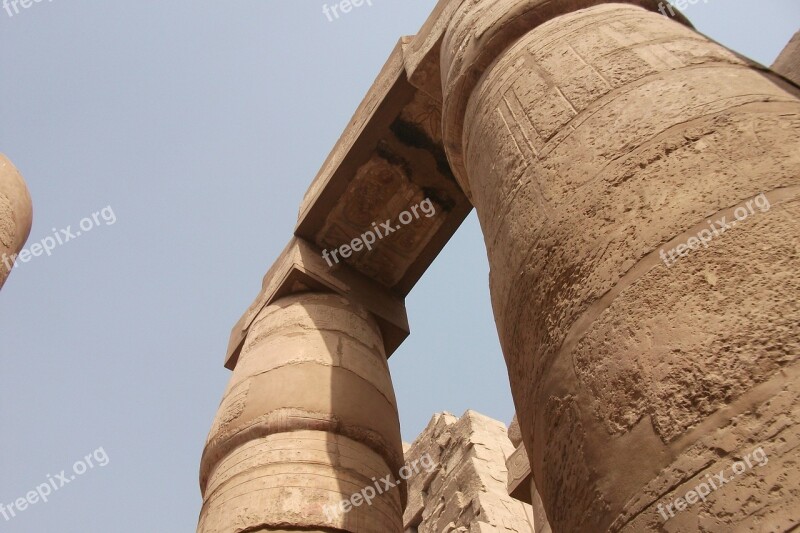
[507, 415, 552, 533]
[294, 37, 471, 296]
[507, 441, 532, 505]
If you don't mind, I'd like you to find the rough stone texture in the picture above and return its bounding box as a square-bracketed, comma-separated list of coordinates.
[295, 40, 472, 296]
[199, 293, 405, 533]
[506, 441, 531, 504]
[0, 154, 32, 290]
[528, 485, 551, 533]
[507, 415, 522, 448]
[506, 414, 551, 533]
[403, 411, 535, 532]
[773, 31, 800, 87]
[228, 19, 476, 369]
[202, 1, 800, 530]
[225, 237, 410, 369]
[441, 2, 800, 531]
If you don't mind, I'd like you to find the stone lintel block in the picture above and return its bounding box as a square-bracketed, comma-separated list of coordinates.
[506, 436, 553, 532]
[294, 23, 472, 296]
[506, 444, 532, 505]
[297, 41, 412, 230]
[225, 237, 409, 369]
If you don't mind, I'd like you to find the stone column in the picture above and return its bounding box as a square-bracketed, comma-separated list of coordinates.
[198, 292, 405, 533]
[0, 154, 32, 290]
[441, 2, 800, 531]
[773, 31, 800, 87]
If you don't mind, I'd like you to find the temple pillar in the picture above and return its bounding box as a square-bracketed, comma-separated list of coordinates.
[198, 292, 405, 533]
[773, 31, 800, 87]
[441, 1, 800, 531]
[0, 154, 32, 290]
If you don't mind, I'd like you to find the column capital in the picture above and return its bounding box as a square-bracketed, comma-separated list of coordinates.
[225, 237, 410, 369]
[440, 0, 691, 198]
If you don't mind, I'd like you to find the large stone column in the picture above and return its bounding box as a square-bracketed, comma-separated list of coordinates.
[0, 154, 32, 290]
[773, 31, 800, 87]
[198, 292, 405, 533]
[441, 2, 800, 531]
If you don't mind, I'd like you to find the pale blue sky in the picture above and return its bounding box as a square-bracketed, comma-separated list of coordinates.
[0, 1, 797, 531]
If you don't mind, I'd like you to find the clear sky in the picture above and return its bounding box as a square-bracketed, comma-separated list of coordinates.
[0, 1, 797, 531]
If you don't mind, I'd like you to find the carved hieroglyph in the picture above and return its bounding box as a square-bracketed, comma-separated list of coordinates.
[201, 1, 800, 531]
[441, 1, 800, 531]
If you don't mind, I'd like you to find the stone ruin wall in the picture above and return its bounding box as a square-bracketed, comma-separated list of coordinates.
[403, 411, 536, 533]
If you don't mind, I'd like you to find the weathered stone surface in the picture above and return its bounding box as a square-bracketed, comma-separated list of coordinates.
[201, 1, 800, 530]
[403, 411, 535, 532]
[441, 1, 800, 531]
[295, 38, 471, 296]
[507, 415, 522, 448]
[529, 484, 551, 533]
[506, 413, 552, 533]
[199, 293, 404, 533]
[228, 17, 476, 368]
[773, 31, 800, 86]
[0, 154, 32, 290]
[505, 441, 531, 504]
